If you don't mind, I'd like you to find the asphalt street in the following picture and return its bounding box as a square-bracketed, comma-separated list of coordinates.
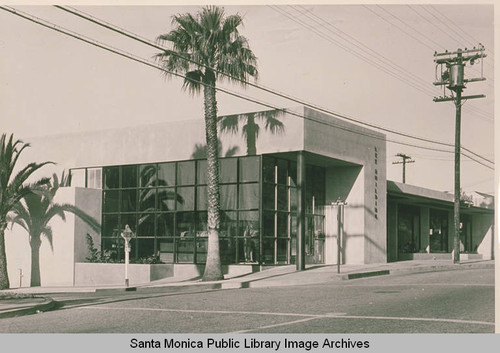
[0, 267, 494, 333]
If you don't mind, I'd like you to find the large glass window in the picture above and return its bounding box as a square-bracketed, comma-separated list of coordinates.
[460, 215, 473, 253]
[100, 155, 324, 265]
[397, 205, 420, 253]
[429, 209, 449, 252]
[104, 166, 120, 189]
[101, 156, 262, 264]
[262, 156, 325, 265]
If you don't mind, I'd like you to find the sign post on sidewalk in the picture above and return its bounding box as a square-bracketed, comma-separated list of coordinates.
[332, 199, 347, 274]
[121, 225, 135, 287]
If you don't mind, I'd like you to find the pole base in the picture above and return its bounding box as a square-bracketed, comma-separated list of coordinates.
[125, 278, 129, 287]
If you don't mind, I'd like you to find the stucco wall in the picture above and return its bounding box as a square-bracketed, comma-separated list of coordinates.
[5, 187, 101, 288]
[325, 166, 365, 264]
[474, 213, 494, 260]
[74, 188, 102, 264]
[386, 200, 398, 262]
[17, 108, 303, 174]
[304, 107, 387, 264]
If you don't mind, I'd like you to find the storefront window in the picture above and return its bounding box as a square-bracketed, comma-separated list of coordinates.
[139, 165, 157, 188]
[220, 158, 237, 183]
[239, 184, 259, 210]
[239, 156, 259, 182]
[430, 209, 449, 252]
[122, 165, 137, 188]
[104, 166, 119, 189]
[158, 163, 175, 187]
[177, 161, 195, 185]
[101, 155, 323, 265]
[261, 156, 325, 265]
[398, 205, 420, 253]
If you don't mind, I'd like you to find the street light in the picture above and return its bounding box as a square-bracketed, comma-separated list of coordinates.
[121, 224, 135, 287]
[332, 198, 347, 274]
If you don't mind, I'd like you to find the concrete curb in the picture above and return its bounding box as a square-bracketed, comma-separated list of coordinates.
[0, 260, 493, 317]
[0, 298, 56, 319]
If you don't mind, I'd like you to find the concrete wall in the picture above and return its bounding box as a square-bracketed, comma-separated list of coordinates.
[305, 107, 387, 264]
[5, 187, 101, 288]
[17, 109, 303, 175]
[74, 188, 102, 264]
[5, 223, 31, 288]
[75, 263, 157, 286]
[386, 200, 398, 262]
[325, 166, 365, 264]
[37, 188, 76, 286]
[474, 213, 494, 260]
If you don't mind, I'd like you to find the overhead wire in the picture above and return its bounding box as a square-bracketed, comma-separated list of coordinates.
[60, 4, 494, 154]
[57, 4, 462, 148]
[420, 4, 494, 90]
[291, 5, 433, 93]
[270, 5, 435, 98]
[375, 5, 444, 50]
[0, 5, 454, 154]
[291, 4, 493, 118]
[0, 5, 493, 171]
[277, 5, 492, 123]
[406, 5, 493, 89]
[362, 5, 493, 120]
[428, 5, 495, 60]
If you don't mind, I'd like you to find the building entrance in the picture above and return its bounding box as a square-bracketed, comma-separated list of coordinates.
[429, 209, 449, 252]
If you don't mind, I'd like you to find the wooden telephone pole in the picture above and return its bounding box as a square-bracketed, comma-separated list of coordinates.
[393, 153, 415, 183]
[433, 45, 486, 264]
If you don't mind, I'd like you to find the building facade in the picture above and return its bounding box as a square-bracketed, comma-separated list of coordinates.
[4, 106, 493, 287]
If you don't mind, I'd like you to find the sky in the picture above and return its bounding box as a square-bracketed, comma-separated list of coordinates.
[0, 2, 495, 195]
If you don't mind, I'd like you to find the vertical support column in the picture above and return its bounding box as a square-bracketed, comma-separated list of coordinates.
[337, 204, 342, 273]
[420, 207, 430, 253]
[296, 151, 306, 271]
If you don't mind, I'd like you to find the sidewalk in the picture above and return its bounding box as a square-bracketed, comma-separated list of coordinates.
[0, 258, 494, 318]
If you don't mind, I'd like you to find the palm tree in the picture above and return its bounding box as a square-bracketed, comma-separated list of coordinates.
[156, 6, 258, 281]
[10, 173, 100, 287]
[0, 134, 52, 289]
[219, 109, 285, 155]
[191, 138, 240, 159]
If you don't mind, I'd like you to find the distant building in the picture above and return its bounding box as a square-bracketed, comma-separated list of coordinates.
[5, 106, 494, 287]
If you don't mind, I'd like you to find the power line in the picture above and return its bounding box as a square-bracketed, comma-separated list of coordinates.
[289, 5, 493, 122]
[406, 4, 493, 89]
[280, 5, 492, 122]
[363, 5, 493, 120]
[1, 5, 493, 170]
[60, 4, 494, 152]
[428, 5, 495, 60]
[375, 5, 444, 50]
[291, 5, 433, 92]
[57, 4, 462, 148]
[362, 5, 435, 51]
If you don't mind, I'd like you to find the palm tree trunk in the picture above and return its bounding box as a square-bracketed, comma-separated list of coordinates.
[0, 222, 10, 289]
[202, 73, 223, 281]
[30, 236, 42, 287]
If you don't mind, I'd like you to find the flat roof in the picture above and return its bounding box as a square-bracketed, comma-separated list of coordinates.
[387, 180, 494, 214]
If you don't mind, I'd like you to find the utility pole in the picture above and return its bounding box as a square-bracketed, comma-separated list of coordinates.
[392, 153, 415, 183]
[433, 45, 486, 264]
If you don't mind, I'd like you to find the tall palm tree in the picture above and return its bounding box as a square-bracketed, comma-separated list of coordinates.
[10, 173, 100, 287]
[156, 6, 258, 281]
[219, 109, 285, 155]
[191, 138, 239, 159]
[0, 134, 52, 289]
